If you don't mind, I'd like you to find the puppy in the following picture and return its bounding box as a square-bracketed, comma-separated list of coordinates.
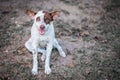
[25, 10, 66, 75]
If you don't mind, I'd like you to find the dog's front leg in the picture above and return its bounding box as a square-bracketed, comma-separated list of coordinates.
[32, 50, 38, 75]
[45, 42, 53, 74]
[32, 42, 38, 75]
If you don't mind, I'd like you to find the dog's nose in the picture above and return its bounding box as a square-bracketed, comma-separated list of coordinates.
[40, 25, 45, 30]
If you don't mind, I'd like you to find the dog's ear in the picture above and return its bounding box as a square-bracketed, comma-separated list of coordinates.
[51, 11, 60, 20]
[26, 10, 37, 19]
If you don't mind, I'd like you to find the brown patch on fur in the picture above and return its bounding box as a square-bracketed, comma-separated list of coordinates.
[43, 11, 53, 24]
[43, 11, 60, 24]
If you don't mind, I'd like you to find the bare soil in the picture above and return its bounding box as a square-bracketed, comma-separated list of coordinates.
[0, 0, 120, 80]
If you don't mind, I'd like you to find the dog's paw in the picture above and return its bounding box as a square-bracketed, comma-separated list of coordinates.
[32, 68, 38, 75]
[60, 51, 66, 57]
[45, 67, 51, 74]
[41, 55, 45, 61]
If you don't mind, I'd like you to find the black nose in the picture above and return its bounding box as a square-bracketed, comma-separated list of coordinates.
[40, 25, 45, 30]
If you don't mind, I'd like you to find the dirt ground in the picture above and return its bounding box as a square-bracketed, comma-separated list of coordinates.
[0, 0, 120, 80]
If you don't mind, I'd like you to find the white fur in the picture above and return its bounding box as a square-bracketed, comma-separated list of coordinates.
[25, 11, 66, 75]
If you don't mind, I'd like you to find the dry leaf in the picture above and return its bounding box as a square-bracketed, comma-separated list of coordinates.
[81, 31, 89, 36]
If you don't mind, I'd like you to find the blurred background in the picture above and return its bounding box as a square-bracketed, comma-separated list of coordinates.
[0, 0, 120, 80]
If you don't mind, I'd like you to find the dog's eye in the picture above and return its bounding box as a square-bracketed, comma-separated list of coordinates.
[44, 19, 50, 24]
[36, 17, 40, 21]
[46, 19, 50, 24]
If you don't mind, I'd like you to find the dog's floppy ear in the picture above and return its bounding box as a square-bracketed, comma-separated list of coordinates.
[51, 11, 60, 20]
[26, 10, 37, 19]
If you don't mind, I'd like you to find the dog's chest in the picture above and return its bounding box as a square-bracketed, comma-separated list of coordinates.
[38, 36, 49, 48]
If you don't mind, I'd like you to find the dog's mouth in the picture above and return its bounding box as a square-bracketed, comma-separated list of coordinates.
[38, 25, 46, 35]
[39, 29, 45, 35]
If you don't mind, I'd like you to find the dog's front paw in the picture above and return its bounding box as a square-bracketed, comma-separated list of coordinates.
[45, 67, 51, 74]
[32, 68, 38, 75]
[60, 51, 66, 57]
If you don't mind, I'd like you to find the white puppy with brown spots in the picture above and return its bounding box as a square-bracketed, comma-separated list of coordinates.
[25, 10, 66, 75]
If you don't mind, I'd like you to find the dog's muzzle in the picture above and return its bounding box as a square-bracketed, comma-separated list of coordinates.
[39, 25, 45, 35]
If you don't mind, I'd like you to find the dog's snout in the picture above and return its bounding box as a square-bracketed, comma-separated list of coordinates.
[40, 25, 45, 29]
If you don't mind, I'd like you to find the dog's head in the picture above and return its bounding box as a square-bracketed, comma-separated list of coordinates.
[26, 10, 60, 35]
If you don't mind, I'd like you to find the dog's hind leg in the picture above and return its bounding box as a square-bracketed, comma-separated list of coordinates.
[25, 38, 45, 53]
[53, 39, 66, 57]
[25, 38, 33, 52]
